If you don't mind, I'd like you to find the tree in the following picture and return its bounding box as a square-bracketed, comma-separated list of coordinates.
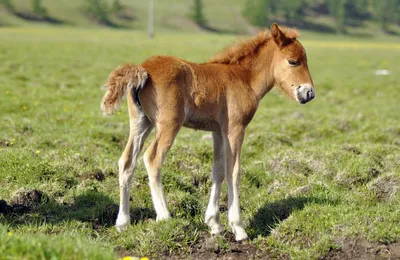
[374, 0, 400, 32]
[191, 0, 207, 27]
[31, 0, 47, 17]
[277, 0, 305, 25]
[85, 0, 111, 25]
[328, 0, 346, 33]
[111, 0, 123, 15]
[1, 0, 14, 11]
[242, 0, 270, 27]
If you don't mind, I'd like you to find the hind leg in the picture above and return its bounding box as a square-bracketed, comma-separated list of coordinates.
[143, 122, 181, 221]
[224, 126, 248, 241]
[116, 102, 153, 231]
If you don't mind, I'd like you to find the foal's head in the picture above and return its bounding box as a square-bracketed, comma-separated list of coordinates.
[269, 23, 315, 104]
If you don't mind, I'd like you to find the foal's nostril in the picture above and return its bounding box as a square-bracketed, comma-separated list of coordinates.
[307, 90, 312, 99]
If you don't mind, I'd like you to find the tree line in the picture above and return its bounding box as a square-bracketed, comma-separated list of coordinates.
[242, 0, 400, 33]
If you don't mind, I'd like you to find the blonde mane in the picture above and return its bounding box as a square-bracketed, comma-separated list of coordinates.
[209, 27, 299, 65]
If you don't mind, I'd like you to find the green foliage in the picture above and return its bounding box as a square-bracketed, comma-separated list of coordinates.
[243, 0, 270, 26]
[111, 0, 123, 15]
[242, 0, 400, 34]
[191, 0, 207, 26]
[85, 0, 111, 25]
[328, 0, 346, 33]
[1, 0, 14, 11]
[31, 0, 47, 17]
[280, 0, 304, 23]
[374, 0, 400, 31]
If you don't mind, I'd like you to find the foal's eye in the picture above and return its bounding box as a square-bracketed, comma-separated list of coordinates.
[288, 59, 299, 66]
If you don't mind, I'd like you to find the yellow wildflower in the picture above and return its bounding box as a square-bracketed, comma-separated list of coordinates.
[119, 257, 140, 260]
[5, 90, 10, 95]
[36, 150, 41, 154]
[8, 232, 13, 237]
[23, 105, 28, 110]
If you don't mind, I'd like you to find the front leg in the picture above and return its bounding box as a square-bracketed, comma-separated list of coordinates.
[205, 131, 225, 235]
[224, 126, 248, 241]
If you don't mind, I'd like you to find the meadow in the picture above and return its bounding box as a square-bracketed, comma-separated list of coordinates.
[0, 26, 399, 259]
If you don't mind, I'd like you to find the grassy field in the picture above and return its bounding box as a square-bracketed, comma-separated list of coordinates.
[0, 26, 399, 259]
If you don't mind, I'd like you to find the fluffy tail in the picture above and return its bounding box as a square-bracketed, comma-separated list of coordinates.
[101, 64, 148, 116]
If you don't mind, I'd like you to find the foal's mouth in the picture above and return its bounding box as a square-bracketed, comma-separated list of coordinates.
[296, 85, 315, 104]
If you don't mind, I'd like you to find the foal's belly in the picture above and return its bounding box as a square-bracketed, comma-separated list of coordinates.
[183, 117, 220, 132]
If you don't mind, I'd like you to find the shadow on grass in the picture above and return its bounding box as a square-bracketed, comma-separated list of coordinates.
[13, 11, 64, 25]
[248, 195, 339, 239]
[2, 192, 155, 229]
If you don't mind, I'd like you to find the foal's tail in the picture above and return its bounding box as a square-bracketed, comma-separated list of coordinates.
[101, 64, 148, 116]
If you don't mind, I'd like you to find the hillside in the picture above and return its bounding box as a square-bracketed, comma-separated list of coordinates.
[1, 0, 399, 36]
[0, 0, 254, 34]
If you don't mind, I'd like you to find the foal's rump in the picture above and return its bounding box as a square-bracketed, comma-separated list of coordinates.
[101, 64, 148, 116]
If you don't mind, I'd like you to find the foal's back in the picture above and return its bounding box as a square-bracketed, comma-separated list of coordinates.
[139, 56, 257, 131]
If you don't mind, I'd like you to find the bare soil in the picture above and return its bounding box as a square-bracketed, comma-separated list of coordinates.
[115, 232, 286, 260]
[322, 239, 400, 260]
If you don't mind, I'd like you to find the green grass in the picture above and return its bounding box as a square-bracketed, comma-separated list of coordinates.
[0, 26, 399, 259]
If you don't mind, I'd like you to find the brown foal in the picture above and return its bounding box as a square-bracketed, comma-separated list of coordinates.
[101, 23, 315, 241]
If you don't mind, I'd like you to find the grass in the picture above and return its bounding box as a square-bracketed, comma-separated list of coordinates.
[0, 26, 399, 259]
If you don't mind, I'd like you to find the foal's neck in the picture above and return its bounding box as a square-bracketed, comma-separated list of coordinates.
[240, 41, 276, 102]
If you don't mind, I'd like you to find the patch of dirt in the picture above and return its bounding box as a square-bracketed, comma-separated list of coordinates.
[168, 232, 274, 260]
[0, 200, 12, 214]
[368, 175, 399, 202]
[78, 169, 109, 182]
[336, 167, 382, 187]
[1, 188, 48, 214]
[342, 145, 362, 155]
[9, 188, 46, 208]
[334, 119, 353, 133]
[322, 238, 400, 260]
[114, 231, 277, 260]
[185, 233, 257, 260]
[0, 139, 13, 147]
[287, 184, 313, 198]
[269, 158, 312, 176]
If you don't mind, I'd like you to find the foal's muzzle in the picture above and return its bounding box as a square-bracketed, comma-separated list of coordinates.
[296, 85, 315, 104]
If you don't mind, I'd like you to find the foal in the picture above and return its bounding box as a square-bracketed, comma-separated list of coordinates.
[101, 23, 315, 241]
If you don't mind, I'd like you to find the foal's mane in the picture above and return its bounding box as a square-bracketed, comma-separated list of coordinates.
[209, 27, 299, 65]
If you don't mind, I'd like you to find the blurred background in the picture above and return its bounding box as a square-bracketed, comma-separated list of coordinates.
[1, 0, 399, 36]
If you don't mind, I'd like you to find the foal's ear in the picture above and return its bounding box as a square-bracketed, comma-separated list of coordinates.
[271, 23, 289, 48]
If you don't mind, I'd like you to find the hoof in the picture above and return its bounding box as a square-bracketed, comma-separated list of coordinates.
[156, 213, 171, 222]
[232, 226, 248, 242]
[210, 223, 224, 235]
[116, 223, 129, 232]
[116, 214, 130, 232]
